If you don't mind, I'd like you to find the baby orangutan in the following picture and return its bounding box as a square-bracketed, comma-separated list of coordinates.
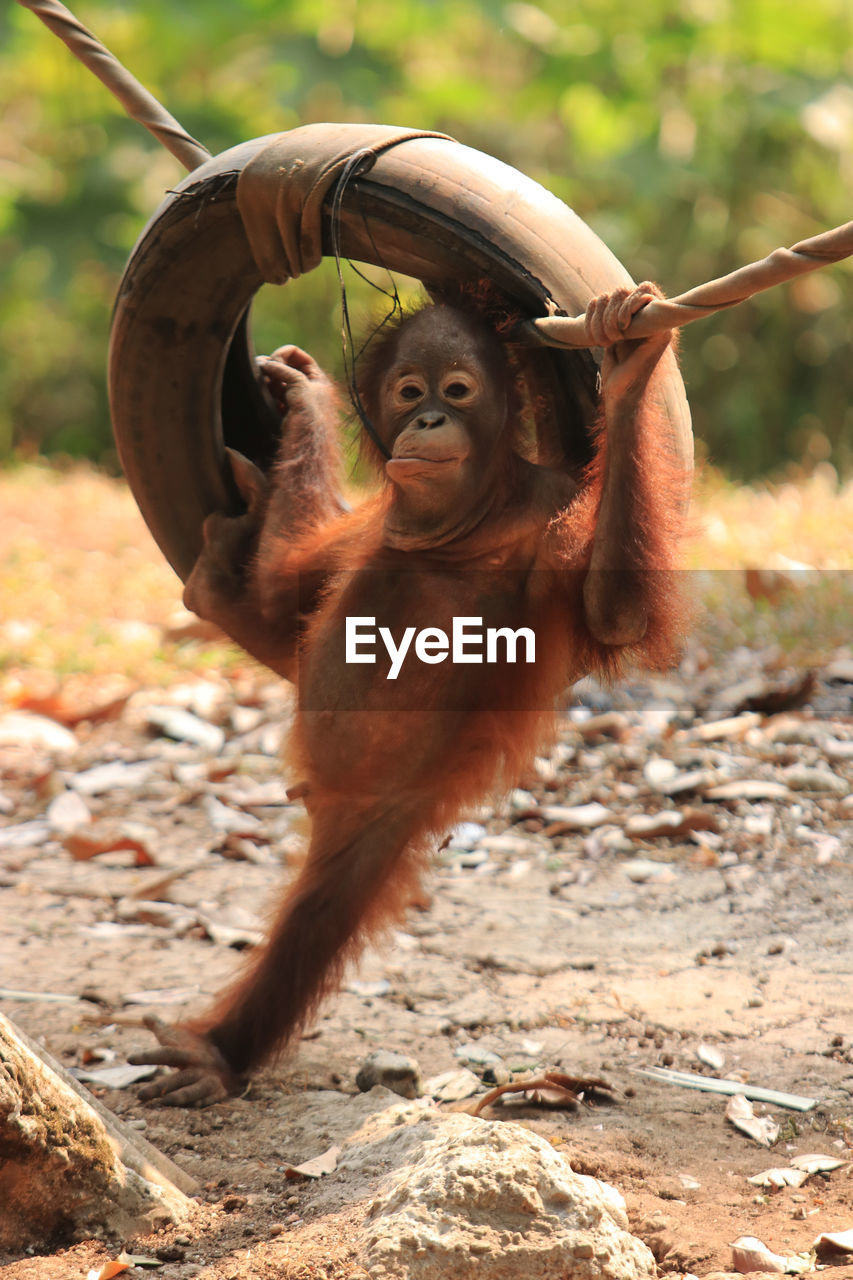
[130, 283, 687, 1104]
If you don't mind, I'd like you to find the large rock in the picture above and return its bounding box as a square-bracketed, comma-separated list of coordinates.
[0, 1013, 193, 1251]
[362, 1113, 656, 1280]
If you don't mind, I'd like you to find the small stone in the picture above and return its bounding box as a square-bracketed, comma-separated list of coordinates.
[146, 705, 225, 753]
[356, 1050, 422, 1100]
[784, 765, 848, 795]
[222, 1195, 247, 1213]
[0, 711, 77, 755]
[46, 789, 91, 834]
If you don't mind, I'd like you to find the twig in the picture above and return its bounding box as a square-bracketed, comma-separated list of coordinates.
[0, 988, 82, 1004]
[519, 220, 853, 349]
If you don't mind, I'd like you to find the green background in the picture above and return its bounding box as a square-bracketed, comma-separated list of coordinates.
[1, 0, 851, 478]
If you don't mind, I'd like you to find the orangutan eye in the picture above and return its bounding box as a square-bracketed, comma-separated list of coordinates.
[444, 379, 473, 400]
[399, 382, 423, 401]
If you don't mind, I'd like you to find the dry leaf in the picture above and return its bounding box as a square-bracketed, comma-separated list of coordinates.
[696, 1042, 725, 1072]
[424, 1068, 482, 1102]
[692, 713, 762, 742]
[70, 760, 155, 796]
[64, 822, 155, 866]
[73, 1063, 158, 1089]
[146, 705, 225, 752]
[283, 1144, 341, 1179]
[791, 1153, 847, 1174]
[747, 1167, 809, 1190]
[46, 788, 91, 834]
[539, 802, 613, 830]
[87, 1252, 132, 1280]
[625, 809, 719, 840]
[813, 1229, 853, 1258]
[726, 1094, 780, 1147]
[705, 779, 790, 802]
[730, 1234, 812, 1274]
[0, 711, 78, 754]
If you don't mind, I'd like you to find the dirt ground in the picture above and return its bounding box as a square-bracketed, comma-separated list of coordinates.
[0, 473, 852, 1279]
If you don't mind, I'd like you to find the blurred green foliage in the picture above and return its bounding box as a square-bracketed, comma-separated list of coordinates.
[1, 0, 851, 476]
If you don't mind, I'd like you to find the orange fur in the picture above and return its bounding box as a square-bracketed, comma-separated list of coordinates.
[147, 298, 690, 1098]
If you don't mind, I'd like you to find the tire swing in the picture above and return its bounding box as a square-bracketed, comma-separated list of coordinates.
[108, 122, 694, 586]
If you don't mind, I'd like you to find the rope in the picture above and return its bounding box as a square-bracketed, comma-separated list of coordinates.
[17, 0, 211, 173]
[520, 219, 853, 349]
[328, 148, 395, 460]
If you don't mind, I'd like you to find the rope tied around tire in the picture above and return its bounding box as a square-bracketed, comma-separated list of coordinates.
[235, 125, 457, 460]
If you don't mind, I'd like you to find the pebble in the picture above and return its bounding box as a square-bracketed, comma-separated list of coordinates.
[355, 1050, 422, 1100]
[783, 765, 848, 795]
[145, 705, 225, 753]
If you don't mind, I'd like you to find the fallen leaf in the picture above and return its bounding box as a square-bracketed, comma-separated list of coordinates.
[424, 1068, 482, 1102]
[46, 788, 91, 834]
[730, 1234, 812, 1274]
[64, 822, 156, 866]
[72, 1063, 158, 1089]
[116, 899, 197, 931]
[791, 1153, 847, 1174]
[625, 809, 719, 840]
[87, 1253, 132, 1280]
[18, 687, 132, 728]
[70, 760, 155, 796]
[146, 705, 225, 753]
[0, 711, 78, 754]
[574, 711, 630, 739]
[539, 802, 613, 830]
[283, 1144, 341, 1179]
[0, 820, 50, 850]
[726, 1094, 780, 1147]
[691, 713, 762, 742]
[737, 670, 816, 716]
[696, 1042, 725, 1072]
[203, 795, 263, 835]
[747, 1167, 809, 1190]
[813, 1229, 853, 1259]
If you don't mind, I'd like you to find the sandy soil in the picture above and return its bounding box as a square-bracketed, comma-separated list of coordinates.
[0, 469, 851, 1279]
[1, 643, 852, 1279]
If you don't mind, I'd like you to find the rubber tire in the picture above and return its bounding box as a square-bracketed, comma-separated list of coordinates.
[109, 130, 691, 582]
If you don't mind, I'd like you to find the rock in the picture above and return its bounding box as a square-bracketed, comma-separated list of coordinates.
[783, 765, 848, 794]
[0, 711, 78, 755]
[0, 1012, 192, 1250]
[540, 802, 613, 830]
[69, 760, 155, 795]
[643, 757, 679, 791]
[46, 787, 91, 834]
[424, 1069, 482, 1102]
[622, 858, 677, 884]
[145, 705, 225, 753]
[356, 1051, 422, 1100]
[363, 1114, 656, 1279]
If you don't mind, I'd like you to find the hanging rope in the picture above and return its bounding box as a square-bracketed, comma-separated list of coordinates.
[16, 0, 210, 172]
[17, 0, 851, 352]
[328, 148, 396, 460]
[519, 219, 853, 349]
